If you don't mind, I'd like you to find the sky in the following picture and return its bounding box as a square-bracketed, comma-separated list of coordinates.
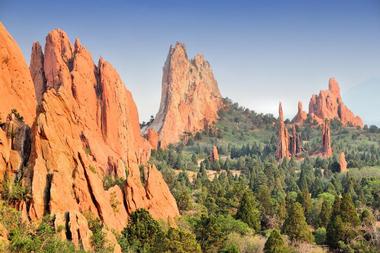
[1, 0, 380, 125]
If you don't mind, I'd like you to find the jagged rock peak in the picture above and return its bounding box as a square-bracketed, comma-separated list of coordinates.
[292, 101, 308, 125]
[308, 77, 363, 128]
[276, 102, 290, 159]
[147, 41, 223, 148]
[27, 29, 179, 250]
[0, 22, 36, 124]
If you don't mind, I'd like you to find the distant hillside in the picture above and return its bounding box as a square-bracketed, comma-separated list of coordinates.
[344, 78, 380, 127]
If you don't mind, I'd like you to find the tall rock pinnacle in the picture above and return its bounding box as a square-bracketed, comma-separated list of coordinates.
[292, 101, 307, 125]
[309, 78, 363, 127]
[147, 42, 223, 148]
[321, 120, 333, 157]
[276, 103, 290, 159]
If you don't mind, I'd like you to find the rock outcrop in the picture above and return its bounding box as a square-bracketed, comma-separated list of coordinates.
[211, 145, 219, 161]
[145, 128, 159, 150]
[24, 29, 178, 250]
[0, 23, 36, 124]
[147, 42, 223, 148]
[308, 78, 363, 128]
[339, 152, 347, 172]
[292, 101, 307, 125]
[321, 120, 333, 157]
[289, 124, 302, 157]
[276, 103, 290, 159]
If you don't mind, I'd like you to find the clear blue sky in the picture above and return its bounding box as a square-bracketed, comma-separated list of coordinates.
[1, 0, 379, 124]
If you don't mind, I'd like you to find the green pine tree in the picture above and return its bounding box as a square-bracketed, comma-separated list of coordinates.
[264, 230, 286, 253]
[236, 191, 261, 232]
[282, 202, 313, 243]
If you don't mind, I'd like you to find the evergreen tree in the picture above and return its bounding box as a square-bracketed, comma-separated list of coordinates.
[236, 191, 261, 232]
[119, 209, 164, 252]
[264, 230, 286, 253]
[318, 200, 332, 228]
[282, 202, 313, 243]
[296, 189, 312, 224]
[340, 193, 360, 226]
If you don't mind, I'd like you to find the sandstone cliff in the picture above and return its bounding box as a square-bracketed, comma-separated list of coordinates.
[0, 25, 178, 251]
[0, 23, 36, 211]
[147, 42, 223, 148]
[0, 23, 36, 124]
[309, 78, 363, 127]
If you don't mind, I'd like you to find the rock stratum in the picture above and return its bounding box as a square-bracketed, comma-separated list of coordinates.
[147, 42, 223, 148]
[0, 23, 178, 252]
[308, 78, 363, 127]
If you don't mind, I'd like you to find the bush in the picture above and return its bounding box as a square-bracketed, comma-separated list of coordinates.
[314, 227, 326, 245]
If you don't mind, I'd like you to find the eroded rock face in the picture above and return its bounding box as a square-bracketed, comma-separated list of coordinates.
[145, 128, 159, 150]
[24, 29, 178, 250]
[276, 103, 290, 159]
[289, 124, 302, 157]
[292, 101, 307, 125]
[147, 42, 223, 148]
[0, 113, 31, 183]
[308, 78, 363, 128]
[211, 145, 219, 161]
[339, 152, 347, 172]
[0, 23, 36, 124]
[321, 120, 333, 157]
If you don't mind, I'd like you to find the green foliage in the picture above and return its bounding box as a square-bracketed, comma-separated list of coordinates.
[314, 227, 326, 245]
[119, 209, 164, 253]
[264, 230, 286, 253]
[10, 109, 24, 122]
[87, 216, 112, 253]
[161, 227, 201, 253]
[282, 202, 313, 243]
[103, 175, 125, 190]
[235, 191, 261, 232]
[1, 179, 29, 204]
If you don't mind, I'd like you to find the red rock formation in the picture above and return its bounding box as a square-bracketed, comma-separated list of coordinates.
[147, 42, 223, 148]
[339, 152, 347, 172]
[25, 29, 178, 250]
[211, 145, 219, 161]
[289, 124, 303, 157]
[276, 103, 290, 159]
[0, 23, 36, 124]
[309, 78, 363, 128]
[292, 101, 307, 125]
[145, 128, 159, 150]
[321, 120, 333, 157]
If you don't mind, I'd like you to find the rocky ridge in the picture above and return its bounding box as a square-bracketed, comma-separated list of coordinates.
[308, 78, 363, 127]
